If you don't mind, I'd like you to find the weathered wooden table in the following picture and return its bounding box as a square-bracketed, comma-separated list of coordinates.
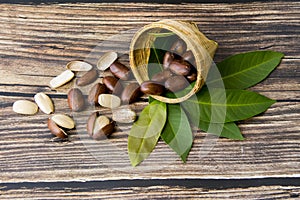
[0, 1, 299, 199]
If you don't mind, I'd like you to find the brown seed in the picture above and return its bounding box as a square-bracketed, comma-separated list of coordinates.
[47, 118, 68, 139]
[165, 75, 190, 92]
[186, 66, 197, 82]
[163, 52, 174, 69]
[151, 70, 173, 83]
[170, 39, 187, 55]
[182, 50, 196, 66]
[86, 112, 98, 137]
[186, 72, 197, 82]
[121, 83, 143, 104]
[140, 81, 165, 95]
[68, 88, 85, 111]
[93, 122, 115, 140]
[102, 76, 123, 95]
[87, 112, 115, 140]
[88, 83, 108, 105]
[109, 61, 131, 80]
[169, 60, 191, 76]
[76, 68, 98, 86]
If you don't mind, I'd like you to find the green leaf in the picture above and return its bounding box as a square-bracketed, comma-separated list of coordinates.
[161, 104, 193, 162]
[199, 121, 244, 140]
[183, 88, 276, 123]
[147, 35, 177, 78]
[128, 100, 167, 167]
[206, 51, 284, 89]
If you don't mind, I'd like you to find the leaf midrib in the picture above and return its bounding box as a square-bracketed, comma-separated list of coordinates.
[208, 56, 278, 84]
[130, 103, 165, 165]
[187, 99, 274, 107]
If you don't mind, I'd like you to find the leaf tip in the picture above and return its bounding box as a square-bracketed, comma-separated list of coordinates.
[236, 135, 245, 141]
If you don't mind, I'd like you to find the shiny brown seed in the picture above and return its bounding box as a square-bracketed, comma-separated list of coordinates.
[140, 81, 165, 95]
[182, 50, 196, 66]
[93, 122, 115, 140]
[170, 39, 187, 55]
[47, 118, 68, 139]
[169, 60, 191, 76]
[102, 76, 123, 95]
[88, 83, 108, 105]
[68, 88, 85, 111]
[86, 112, 98, 137]
[151, 70, 173, 83]
[76, 68, 98, 86]
[121, 83, 143, 104]
[109, 61, 131, 80]
[163, 52, 174, 69]
[186, 72, 197, 82]
[165, 75, 190, 92]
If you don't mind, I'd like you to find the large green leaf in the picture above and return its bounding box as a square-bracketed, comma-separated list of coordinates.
[199, 121, 244, 140]
[206, 51, 284, 89]
[128, 100, 167, 167]
[184, 88, 276, 123]
[161, 104, 193, 162]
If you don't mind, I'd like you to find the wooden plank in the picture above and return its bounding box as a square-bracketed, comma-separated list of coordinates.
[0, 1, 299, 184]
[0, 183, 299, 199]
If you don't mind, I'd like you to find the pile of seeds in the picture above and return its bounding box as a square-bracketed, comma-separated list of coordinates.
[12, 38, 197, 141]
[140, 38, 197, 95]
[12, 51, 143, 140]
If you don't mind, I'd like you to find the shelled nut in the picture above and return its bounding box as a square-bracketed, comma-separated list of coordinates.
[12, 100, 38, 115]
[34, 92, 54, 114]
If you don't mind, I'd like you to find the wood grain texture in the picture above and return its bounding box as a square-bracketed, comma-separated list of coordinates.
[1, 184, 299, 199]
[0, 1, 299, 199]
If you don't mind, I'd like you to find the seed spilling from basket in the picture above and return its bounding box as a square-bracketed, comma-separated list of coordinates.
[12, 20, 218, 143]
[129, 19, 218, 104]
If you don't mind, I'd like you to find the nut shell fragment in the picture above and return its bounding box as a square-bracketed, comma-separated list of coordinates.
[47, 118, 68, 139]
[93, 122, 115, 140]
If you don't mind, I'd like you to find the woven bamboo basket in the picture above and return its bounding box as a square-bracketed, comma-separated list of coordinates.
[129, 19, 218, 103]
